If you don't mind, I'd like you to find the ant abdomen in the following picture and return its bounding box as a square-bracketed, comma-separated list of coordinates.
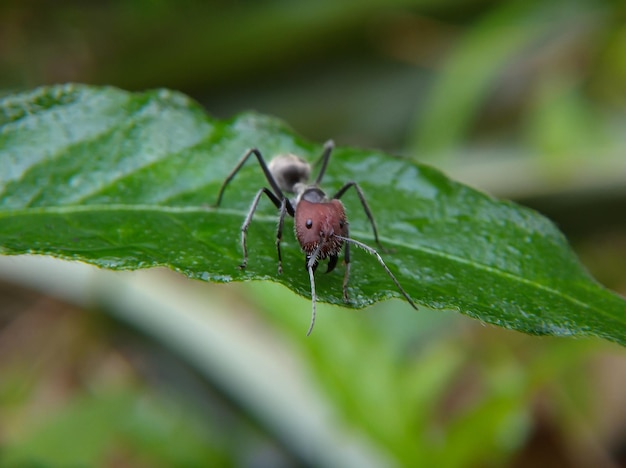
[268, 154, 310, 193]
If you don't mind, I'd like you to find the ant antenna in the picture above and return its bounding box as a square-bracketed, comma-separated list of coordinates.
[335, 236, 418, 311]
[314, 140, 335, 185]
[306, 242, 324, 336]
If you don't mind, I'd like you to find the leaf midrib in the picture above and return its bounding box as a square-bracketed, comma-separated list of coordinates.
[0, 202, 614, 322]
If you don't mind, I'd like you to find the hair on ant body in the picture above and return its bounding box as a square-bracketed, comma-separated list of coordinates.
[215, 140, 417, 335]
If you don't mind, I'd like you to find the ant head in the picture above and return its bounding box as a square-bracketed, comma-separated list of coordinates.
[295, 195, 348, 260]
[268, 154, 311, 193]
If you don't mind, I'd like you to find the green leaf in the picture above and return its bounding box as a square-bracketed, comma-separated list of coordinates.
[1, 84, 625, 344]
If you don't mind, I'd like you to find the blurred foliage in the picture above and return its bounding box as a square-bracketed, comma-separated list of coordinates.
[0, 287, 282, 467]
[1, 0, 625, 466]
[251, 281, 622, 466]
[1, 278, 624, 467]
[1, 0, 624, 157]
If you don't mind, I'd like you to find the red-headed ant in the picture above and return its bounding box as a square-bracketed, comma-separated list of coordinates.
[215, 140, 417, 335]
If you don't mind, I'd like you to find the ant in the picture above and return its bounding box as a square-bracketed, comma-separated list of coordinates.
[215, 140, 417, 335]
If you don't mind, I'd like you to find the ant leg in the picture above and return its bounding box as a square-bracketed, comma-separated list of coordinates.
[336, 235, 418, 311]
[314, 140, 335, 185]
[240, 188, 282, 269]
[332, 182, 384, 251]
[275, 198, 288, 274]
[215, 148, 294, 215]
[342, 225, 351, 303]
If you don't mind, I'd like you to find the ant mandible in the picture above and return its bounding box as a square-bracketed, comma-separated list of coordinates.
[215, 140, 418, 335]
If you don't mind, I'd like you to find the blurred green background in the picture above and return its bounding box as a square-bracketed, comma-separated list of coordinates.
[1, 0, 626, 466]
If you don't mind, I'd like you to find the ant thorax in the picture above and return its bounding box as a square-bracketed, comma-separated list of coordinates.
[296, 186, 326, 203]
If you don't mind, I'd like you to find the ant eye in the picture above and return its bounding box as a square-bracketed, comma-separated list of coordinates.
[306, 219, 313, 229]
[339, 220, 345, 228]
